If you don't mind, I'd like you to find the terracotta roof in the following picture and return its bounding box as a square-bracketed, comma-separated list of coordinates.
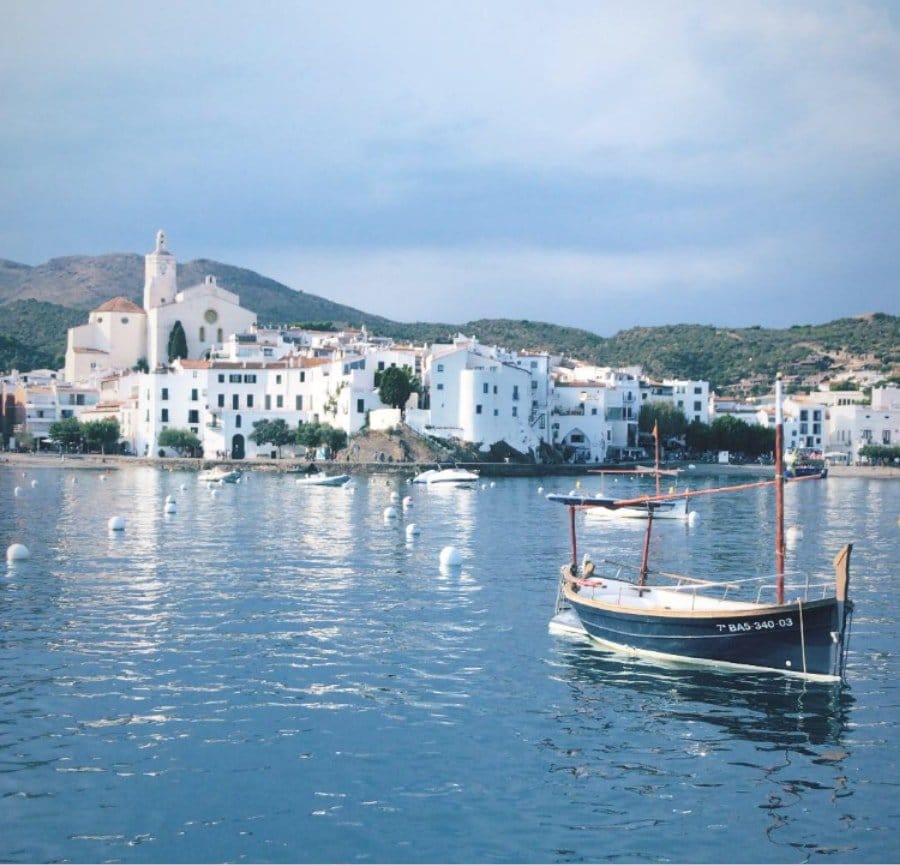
[94, 296, 145, 313]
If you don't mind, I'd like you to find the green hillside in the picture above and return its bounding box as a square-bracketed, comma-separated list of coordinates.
[0, 251, 896, 393]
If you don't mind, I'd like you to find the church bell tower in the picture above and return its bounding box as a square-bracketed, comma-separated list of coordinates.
[143, 229, 177, 310]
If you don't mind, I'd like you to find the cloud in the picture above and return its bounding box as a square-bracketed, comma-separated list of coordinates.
[0, 1, 897, 332]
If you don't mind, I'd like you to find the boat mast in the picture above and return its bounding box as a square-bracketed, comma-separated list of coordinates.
[775, 374, 785, 604]
[638, 506, 653, 587]
[569, 505, 578, 574]
[653, 420, 661, 496]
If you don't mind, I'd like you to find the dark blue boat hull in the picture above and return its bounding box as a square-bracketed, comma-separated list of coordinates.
[565, 588, 851, 680]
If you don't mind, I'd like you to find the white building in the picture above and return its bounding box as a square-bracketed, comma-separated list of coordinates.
[65, 230, 257, 382]
[406, 336, 547, 457]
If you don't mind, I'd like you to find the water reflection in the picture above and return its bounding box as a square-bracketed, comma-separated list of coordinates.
[554, 641, 852, 750]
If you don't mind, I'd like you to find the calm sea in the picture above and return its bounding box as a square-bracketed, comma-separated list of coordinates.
[1, 464, 897, 864]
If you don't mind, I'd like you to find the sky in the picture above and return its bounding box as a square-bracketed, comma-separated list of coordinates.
[1, 1, 898, 336]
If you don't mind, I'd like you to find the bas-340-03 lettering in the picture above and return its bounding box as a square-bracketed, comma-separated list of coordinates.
[716, 618, 794, 633]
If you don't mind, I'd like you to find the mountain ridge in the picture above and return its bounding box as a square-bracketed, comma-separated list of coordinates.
[1, 251, 896, 395]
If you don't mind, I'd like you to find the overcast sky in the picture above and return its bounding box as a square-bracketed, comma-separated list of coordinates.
[1, 1, 898, 336]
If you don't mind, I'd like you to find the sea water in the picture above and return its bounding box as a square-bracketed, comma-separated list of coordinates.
[1, 464, 897, 863]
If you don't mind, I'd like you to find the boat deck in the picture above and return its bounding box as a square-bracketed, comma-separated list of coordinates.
[569, 574, 758, 613]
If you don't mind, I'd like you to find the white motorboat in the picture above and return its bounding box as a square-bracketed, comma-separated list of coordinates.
[294, 473, 351, 487]
[411, 466, 480, 485]
[198, 467, 242, 483]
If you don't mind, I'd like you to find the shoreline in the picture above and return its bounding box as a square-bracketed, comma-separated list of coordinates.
[2, 451, 898, 480]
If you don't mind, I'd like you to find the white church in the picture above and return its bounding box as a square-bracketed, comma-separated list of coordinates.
[65, 230, 257, 381]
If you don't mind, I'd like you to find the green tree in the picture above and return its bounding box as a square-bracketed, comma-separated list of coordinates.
[320, 424, 348, 455]
[48, 416, 83, 451]
[157, 426, 201, 456]
[638, 402, 688, 440]
[249, 418, 295, 457]
[377, 365, 419, 410]
[167, 320, 188, 363]
[82, 419, 121, 454]
[296, 421, 347, 458]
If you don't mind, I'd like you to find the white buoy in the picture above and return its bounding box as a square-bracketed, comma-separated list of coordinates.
[687, 511, 699, 526]
[383, 506, 398, 521]
[14, 486, 23, 497]
[6, 543, 30, 562]
[490, 481, 496, 488]
[30, 479, 37, 488]
[164, 502, 177, 514]
[402, 495, 413, 511]
[165, 494, 175, 504]
[72, 477, 77, 484]
[107, 515, 126, 532]
[390, 491, 400, 503]
[439, 546, 462, 568]
[688, 464, 696, 470]
[180, 483, 187, 491]
[211, 488, 219, 498]
[786, 525, 803, 546]
[405, 523, 420, 538]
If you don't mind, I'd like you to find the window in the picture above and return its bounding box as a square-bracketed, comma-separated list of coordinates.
[199, 326, 206, 342]
[694, 386, 702, 394]
[378, 361, 385, 371]
[188, 409, 199, 423]
[493, 385, 498, 394]
[244, 374, 256, 383]
[483, 383, 489, 394]
[512, 406, 518, 417]
[161, 388, 169, 400]
[300, 371, 306, 382]
[121, 317, 129, 324]
[236, 414, 241, 428]
[265, 395, 271, 411]
[476, 405, 482, 414]
[232, 394, 239, 410]
[217, 328, 223, 342]
[217, 394, 224, 408]
[276, 374, 282, 384]
[531, 380, 537, 390]
[161, 408, 169, 422]
[436, 364, 444, 372]
[591, 407, 597, 415]
[191, 388, 198, 401]
[436, 383, 444, 390]
[530, 360, 537, 368]
[276, 395, 283, 408]
[296, 395, 303, 410]
[247, 394, 254, 408]
[693, 401, 702, 411]
[493, 408, 499, 416]
[512, 385, 519, 401]
[357, 398, 365, 413]
[218, 373, 225, 383]
[229, 374, 242, 383]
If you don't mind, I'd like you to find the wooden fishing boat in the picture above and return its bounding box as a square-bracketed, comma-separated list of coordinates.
[551, 378, 854, 682]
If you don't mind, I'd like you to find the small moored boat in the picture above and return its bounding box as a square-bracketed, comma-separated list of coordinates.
[412, 466, 480, 485]
[198, 467, 243, 484]
[294, 472, 351, 487]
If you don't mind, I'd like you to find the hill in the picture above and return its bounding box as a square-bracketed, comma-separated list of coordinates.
[0, 252, 896, 394]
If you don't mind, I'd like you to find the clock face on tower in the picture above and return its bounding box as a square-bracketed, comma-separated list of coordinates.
[204, 308, 218, 324]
